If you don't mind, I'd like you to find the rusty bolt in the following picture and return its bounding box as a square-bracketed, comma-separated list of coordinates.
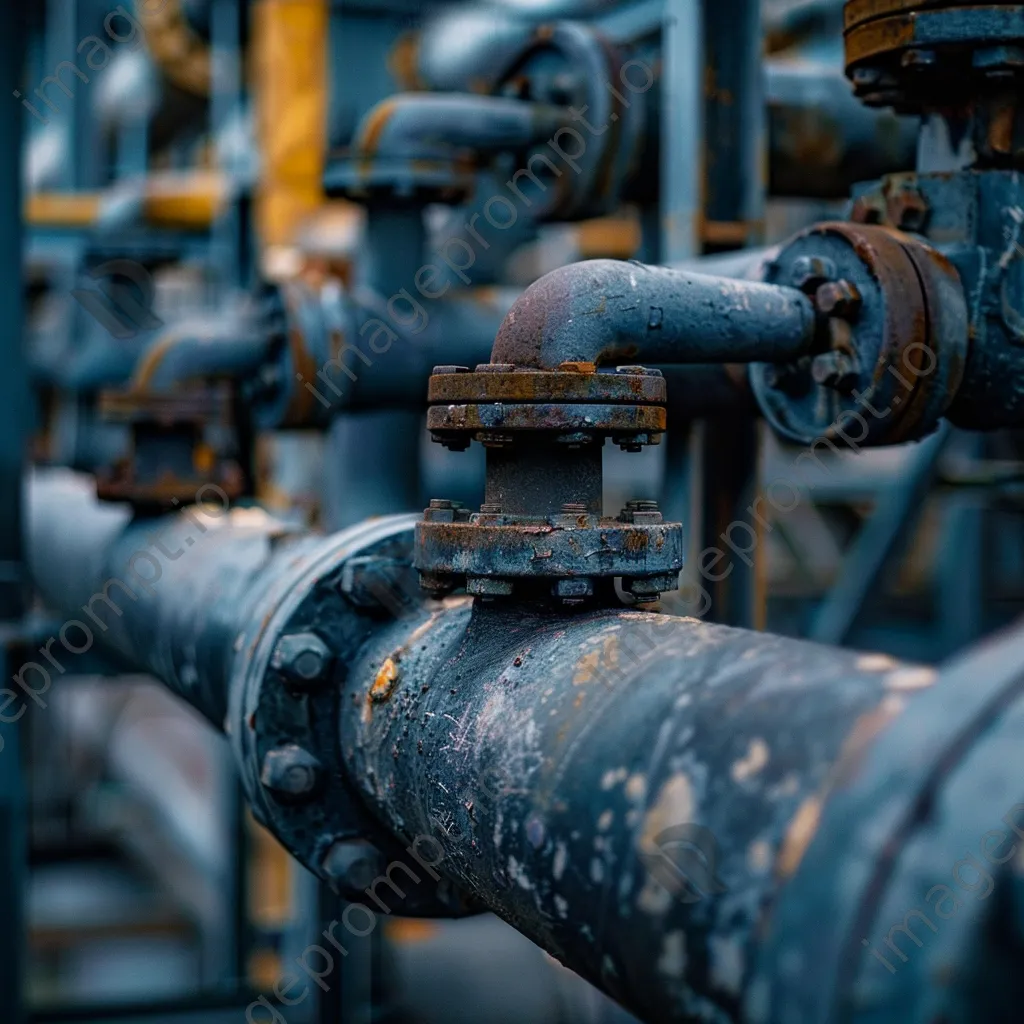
[811, 352, 860, 394]
[466, 577, 515, 597]
[886, 185, 928, 232]
[615, 365, 662, 377]
[553, 578, 594, 601]
[561, 502, 588, 515]
[272, 632, 333, 689]
[815, 280, 862, 320]
[322, 839, 385, 895]
[418, 571, 456, 596]
[557, 361, 597, 374]
[424, 499, 456, 523]
[790, 255, 837, 292]
[260, 745, 322, 802]
[625, 574, 678, 598]
[622, 499, 663, 525]
[431, 365, 470, 375]
[475, 363, 516, 373]
[431, 432, 471, 452]
[479, 502, 503, 514]
[901, 48, 938, 69]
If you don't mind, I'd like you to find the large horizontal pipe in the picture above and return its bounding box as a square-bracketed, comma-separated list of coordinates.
[490, 259, 818, 369]
[24, 473, 1024, 1023]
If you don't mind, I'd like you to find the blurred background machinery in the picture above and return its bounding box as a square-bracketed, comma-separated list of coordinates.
[3, 0, 1024, 1022]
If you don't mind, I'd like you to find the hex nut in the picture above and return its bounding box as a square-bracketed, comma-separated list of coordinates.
[466, 577, 515, 597]
[553, 578, 594, 599]
[322, 839, 385, 895]
[272, 632, 333, 689]
[423, 500, 456, 523]
[625, 574, 679, 597]
[260, 745, 323, 802]
[814, 280, 862, 320]
[791, 255, 837, 292]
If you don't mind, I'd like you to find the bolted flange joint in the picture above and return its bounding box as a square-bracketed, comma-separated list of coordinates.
[416, 364, 683, 604]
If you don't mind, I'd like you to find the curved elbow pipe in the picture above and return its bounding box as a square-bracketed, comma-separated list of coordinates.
[352, 93, 570, 163]
[130, 323, 269, 392]
[490, 259, 818, 369]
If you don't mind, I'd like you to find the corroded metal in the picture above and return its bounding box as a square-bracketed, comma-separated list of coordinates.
[25, 474, 1024, 1023]
[749, 221, 968, 447]
[490, 258, 818, 371]
[418, 362, 683, 600]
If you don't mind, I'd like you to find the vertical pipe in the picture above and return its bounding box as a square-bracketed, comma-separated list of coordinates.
[696, 0, 765, 628]
[0, 4, 26, 1021]
[660, 0, 703, 263]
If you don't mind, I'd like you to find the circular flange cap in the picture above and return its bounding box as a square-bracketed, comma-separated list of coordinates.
[749, 222, 966, 447]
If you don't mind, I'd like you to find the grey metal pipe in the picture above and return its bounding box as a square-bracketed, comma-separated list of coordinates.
[350, 94, 570, 163]
[24, 471, 1024, 1024]
[490, 258, 818, 369]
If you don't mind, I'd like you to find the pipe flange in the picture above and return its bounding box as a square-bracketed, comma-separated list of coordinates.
[749, 222, 967, 447]
[427, 363, 666, 451]
[415, 510, 683, 601]
[229, 514, 479, 916]
[844, 0, 1024, 111]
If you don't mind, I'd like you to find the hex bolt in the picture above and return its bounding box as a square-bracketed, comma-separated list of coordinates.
[561, 502, 588, 515]
[418, 571, 457, 596]
[475, 363, 516, 373]
[790, 255, 837, 292]
[815, 280, 862, 320]
[557, 361, 597, 374]
[271, 632, 334, 689]
[811, 352, 860, 394]
[466, 577, 515, 597]
[479, 503, 503, 514]
[431, 365, 470, 375]
[553, 578, 594, 602]
[615, 365, 662, 377]
[625, 573, 678, 598]
[901, 48, 938, 69]
[621, 499, 663, 524]
[260, 745, 322, 803]
[322, 839, 385, 895]
[423, 499, 456, 523]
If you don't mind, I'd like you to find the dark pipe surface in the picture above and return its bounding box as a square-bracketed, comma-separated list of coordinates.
[24, 472, 1024, 1023]
[490, 259, 817, 369]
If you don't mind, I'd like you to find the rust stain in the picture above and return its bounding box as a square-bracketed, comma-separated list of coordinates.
[369, 657, 400, 703]
[777, 795, 823, 878]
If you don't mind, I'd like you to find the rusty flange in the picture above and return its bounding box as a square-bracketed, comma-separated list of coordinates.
[419, 362, 682, 602]
[844, 0, 1024, 112]
[428, 363, 666, 452]
[749, 222, 967, 447]
[415, 510, 683, 601]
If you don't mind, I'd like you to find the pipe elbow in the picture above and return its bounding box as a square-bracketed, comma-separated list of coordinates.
[491, 258, 818, 370]
[352, 93, 568, 164]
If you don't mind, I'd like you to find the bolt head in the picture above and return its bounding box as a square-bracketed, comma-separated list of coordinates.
[260, 745, 322, 802]
[557, 361, 597, 374]
[322, 839, 384, 895]
[791, 255, 837, 292]
[424, 499, 456, 523]
[815, 280, 862, 320]
[553, 578, 594, 599]
[615, 365, 662, 377]
[475, 363, 516, 373]
[432, 365, 470, 375]
[418, 571, 457, 596]
[466, 577, 514, 597]
[625, 573, 679, 597]
[811, 352, 860, 394]
[272, 632, 333, 689]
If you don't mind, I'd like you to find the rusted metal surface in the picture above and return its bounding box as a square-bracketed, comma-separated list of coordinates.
[490, 259, 818, 371]
[25, 476, 1024, 1022]
[844, 0, 1024, 112]
[419, 361, 682, 599]
[749, 221, 968, 447]
[95, 384, 250, 508]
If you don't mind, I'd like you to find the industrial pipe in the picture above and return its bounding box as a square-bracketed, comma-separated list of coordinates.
[350, 94, 571, 164]
[24, 471, 1024, 1024]
[490, 259, 818, 369]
